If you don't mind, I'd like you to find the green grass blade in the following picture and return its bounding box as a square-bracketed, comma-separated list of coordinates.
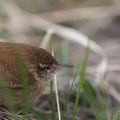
[72, 46, 89, 120]
[0, 76, 16, 113]
[9, 43, 30, 119]
[112, 111, 120, 120]
[83, 79, 107, 120]
[61, 63, 81, 120]
[58, 41, 69, 77]
[39, 31, 52, 48]
[31, 109, 49, 120]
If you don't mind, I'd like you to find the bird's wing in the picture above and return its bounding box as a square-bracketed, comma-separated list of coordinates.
[0, 42, 38, 88]
[0, 43, 23, 88]
[0, 61, 23, 88]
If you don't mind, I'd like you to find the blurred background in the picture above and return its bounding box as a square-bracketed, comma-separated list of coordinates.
[0, 0, 120, 120]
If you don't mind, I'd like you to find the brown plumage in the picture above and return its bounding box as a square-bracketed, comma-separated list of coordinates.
[0, 42, 59, 107]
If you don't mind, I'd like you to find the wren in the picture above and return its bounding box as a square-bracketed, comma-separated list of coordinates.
[0, 42, 59, 107]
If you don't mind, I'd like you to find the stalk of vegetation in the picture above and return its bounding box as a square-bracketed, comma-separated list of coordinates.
[9, 42, 30, 120]
[72, 45, 89, 120]
[31, 109, 49, 120]
[50, 81, 57, 120]
[39, 31, 52, 49]
[112, 111, 120, 120]
[83, 78, 107, 120]
[0, 75, 16, 117]
[61, 62, 81, 120]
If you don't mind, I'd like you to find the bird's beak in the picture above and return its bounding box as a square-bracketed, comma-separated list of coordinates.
[58, 64, 75, 69]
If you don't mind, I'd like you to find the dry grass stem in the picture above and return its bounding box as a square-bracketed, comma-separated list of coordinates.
[39, 5, 120, 23]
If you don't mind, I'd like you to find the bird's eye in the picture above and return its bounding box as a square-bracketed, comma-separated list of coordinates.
[39, 64, 50, 71]
[46, 65, 50, 71]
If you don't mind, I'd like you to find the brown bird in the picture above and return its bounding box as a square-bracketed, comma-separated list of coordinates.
[0, 42, 59, 107]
